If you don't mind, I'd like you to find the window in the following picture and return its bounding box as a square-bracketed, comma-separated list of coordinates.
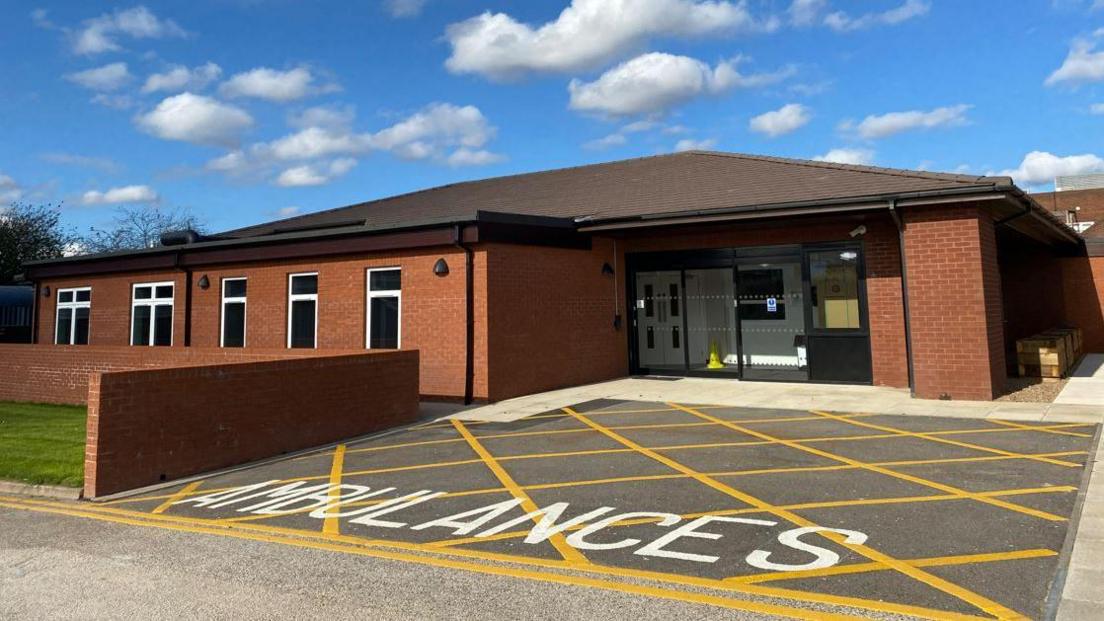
[809, 249, 862, 330]
[55, 287, 91, 345]
[288, 273, 317, 348]
[737, 268, 787, 320]
[131, 282, 174, 346]
[366, 268, 401, 349]
[221, 278, 247, 348]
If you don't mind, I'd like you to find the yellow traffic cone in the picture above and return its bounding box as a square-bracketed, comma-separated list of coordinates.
[707, 340, 725, 369]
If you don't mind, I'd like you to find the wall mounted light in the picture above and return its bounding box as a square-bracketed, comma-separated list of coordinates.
[42, 285, 51, 298]
[197, 274, 210, 290]
[601, 262, 615, 276]
[433, 258, 450, 276]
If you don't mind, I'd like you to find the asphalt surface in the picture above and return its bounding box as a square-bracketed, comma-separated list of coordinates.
[1, 400, 1097, 620]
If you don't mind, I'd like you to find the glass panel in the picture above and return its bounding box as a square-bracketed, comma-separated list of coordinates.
[56, 308, 72, 344]
[369, 296, 399, 349]
[134, 286, 152, 300]
[155, 285, 174, 299]
[223, 302, 245, 347]
[74, 308, 89, 345]
[291, 274, 317, 295]
[737, 259, 807, 380]
[153, 305, 173, 346]
[369, 269, 401, 291]
[75, 290, 91, 302]
[132, 306, 151, 345]
[290, 300, 316, 348]
[809, 249, 862, 330]
[685, 268, 739, 375]
[634, 271, 683, 370]
[58, 291, 73, 304]
[224, 279, 247, 298]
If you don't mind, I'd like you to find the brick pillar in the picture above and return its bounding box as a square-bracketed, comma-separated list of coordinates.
[903, 205, 1006, 400]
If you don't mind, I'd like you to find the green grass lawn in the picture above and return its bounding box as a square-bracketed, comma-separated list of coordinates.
[0, 402, 86, 487]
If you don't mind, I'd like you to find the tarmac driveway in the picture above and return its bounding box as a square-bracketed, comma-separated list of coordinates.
[3, 400, 1098, 620]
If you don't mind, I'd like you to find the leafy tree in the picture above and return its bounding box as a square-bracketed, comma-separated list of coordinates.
[81, 205, 205, 254]
[0, 203, 76, 284]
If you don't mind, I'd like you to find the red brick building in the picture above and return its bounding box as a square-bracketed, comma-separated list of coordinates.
[21, 152, 1101, 402]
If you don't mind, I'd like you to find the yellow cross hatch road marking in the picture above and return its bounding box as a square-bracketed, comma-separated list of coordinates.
[0, 495, 990, 621]
[726, 548, 1057, 585]
[809, 410, 1083, 468]
[570, 406, 1030, 621]
[451, 419, 589, 565]
[323, 444, 346, 536]
[151, 481, 201, 515]
[675, 405, 1068, 522]
[985, 418, 1094, 438]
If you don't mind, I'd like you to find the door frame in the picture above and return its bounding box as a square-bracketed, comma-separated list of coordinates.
[625, 242, 873, 384]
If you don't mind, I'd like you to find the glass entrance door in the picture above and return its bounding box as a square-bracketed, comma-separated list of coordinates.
[634, 270, 684, 372]
[736, 253, 808, 381]
[685, 268, 739, 375]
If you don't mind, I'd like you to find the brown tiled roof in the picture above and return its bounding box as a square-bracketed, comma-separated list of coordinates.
[222, 151, 1014, 238]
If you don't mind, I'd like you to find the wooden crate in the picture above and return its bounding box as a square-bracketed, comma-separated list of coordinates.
[1017, 333, 1069, 378]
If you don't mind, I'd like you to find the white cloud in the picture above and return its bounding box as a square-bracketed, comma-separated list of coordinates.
[72, 6, 186, 55]
[208, 102, 502, 180]
[824, 0, 929, 32]
[136, 93, 254, 147]
[386, 0, 428, 18]
[275, 206, 301, 217]
[142, 62, 222, 94]
[568, 52, 794, 117]
[444, 0, 778, 81]
[813, 148, 875, 165]
[749, 103, 811, 137]
[994, 151, 1104, 186]
[41, 153, 122, 174]
[65, 62, 131, 91]
[275, 158, 357, 187]
[842, 104, 971, 139]
[674, 137, 717, 152]
[584, 133, 629, 150]
[219, 67, 338, 102]
[446, 148, 506, 167]
[788, 0, 827, 26]
[1046, 39, 1104, 86]
[80, 184, 159, 205]
[91, 93, 136, 109]
[288, 104, 356, 130]
[0, 173, 23, 203]
[1091, 103, 1104, 114]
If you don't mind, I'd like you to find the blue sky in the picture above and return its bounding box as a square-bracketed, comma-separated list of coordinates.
[2, 0, 1104, 235]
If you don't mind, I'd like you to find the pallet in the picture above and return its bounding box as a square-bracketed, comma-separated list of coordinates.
[1016, 326, 1082, 379]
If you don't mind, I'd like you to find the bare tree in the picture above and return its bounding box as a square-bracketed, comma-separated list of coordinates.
[81, 205, 206, 254]
[0, 203, 77, 284]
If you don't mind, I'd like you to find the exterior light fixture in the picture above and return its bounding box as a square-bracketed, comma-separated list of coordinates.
[433, 258, 450, 276]
[839, 251, 858, 261]
[42, 285, 51, 298]
[601, 262, 615, 276]
[197, 275, 210, 289]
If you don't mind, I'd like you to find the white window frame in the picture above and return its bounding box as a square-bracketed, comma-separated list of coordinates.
[130, 281, 175, 346]
[220, 277, 248, 348]
[366, 267, 401, 349]
[287, 272, 318, 349]
[55, 287, 91, 345]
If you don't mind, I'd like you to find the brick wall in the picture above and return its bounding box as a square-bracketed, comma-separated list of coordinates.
[903, 205, 1006, 400]
[0, 344, 369, 405]
[484, 239, 627, 401]
[34, 246, 488, 400]
[85, 350, 418, 497]
[1060, 256, 1104, 352]
[998, 235, 1070, 373]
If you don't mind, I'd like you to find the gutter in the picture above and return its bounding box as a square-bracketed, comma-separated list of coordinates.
[887, 200, 916, 397]
[453, 224, 475, 405]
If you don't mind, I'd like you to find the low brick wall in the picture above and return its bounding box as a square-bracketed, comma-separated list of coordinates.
[0, 345, 366, 405]
[85, 350, 418, 497]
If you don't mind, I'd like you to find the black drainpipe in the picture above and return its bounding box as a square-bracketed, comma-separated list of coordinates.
[31, 281, 40, 344]
[888, 200, 916, 397]
[453, 224, 475, 405]
[175, 251, 193, 347]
